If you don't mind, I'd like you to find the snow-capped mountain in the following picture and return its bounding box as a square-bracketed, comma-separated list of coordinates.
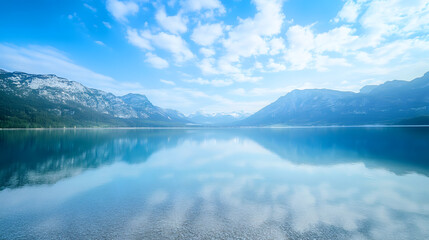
[188, 111, 251, 125]
[0, 69, 190, 127]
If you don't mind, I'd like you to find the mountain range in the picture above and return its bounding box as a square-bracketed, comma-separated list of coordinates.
[0, 69, 190, 127]
[1, 69, 429, 127]
[187, 111, 250, 125]
[2, 128, 428, 189]
[240, 72, 429, 126]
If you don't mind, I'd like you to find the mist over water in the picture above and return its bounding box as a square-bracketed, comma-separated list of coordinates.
[1, 128, 429, 239]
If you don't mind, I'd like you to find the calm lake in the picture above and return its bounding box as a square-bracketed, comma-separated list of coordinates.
[1, 127, 429, 239]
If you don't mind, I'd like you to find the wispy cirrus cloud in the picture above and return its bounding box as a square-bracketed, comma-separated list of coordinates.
[0, 44, 115, 89]
[160, 79, 176, 85]
[95, 40, 106, 46]
[83, 3, 97, 12]
[183, 77, 232, 87]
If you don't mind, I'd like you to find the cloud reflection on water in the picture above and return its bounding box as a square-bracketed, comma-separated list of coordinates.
[0, 128, 428, 239]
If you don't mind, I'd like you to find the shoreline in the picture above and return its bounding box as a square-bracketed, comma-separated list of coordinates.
[1, 125, 429, 130]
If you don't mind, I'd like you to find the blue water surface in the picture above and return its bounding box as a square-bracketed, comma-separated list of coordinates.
[0, 127, 429, 239]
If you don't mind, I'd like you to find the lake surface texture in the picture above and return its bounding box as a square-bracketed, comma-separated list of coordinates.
[1, 127, 429, 239]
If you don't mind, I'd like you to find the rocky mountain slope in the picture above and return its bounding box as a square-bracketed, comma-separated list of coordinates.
[240, 72, 429, 126]
[0, 69, 190, 127]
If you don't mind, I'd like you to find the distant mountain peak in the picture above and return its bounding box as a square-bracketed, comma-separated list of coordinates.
[121, 93, 153, 108]
[359, 85, 377, 94]
[122, 93, 149, 100]
[414, 71, 429, 84]
[188, 111, 251, 125]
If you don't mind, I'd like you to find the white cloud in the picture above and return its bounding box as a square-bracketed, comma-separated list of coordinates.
[102, 21, 112, 29]
[198, 58, 218, 74]
[286, 25, 314, 52]
[106, 0, 139, 22]
[284, 25, 315, 70]
[355, 39, 429, 65]
[95, 40, 105, 46]
[126, 28, 153, 50]
[191, 23, 223, 46]
[0, 44, 116, 90]
[184, 77, 233, 87]
[269, 37, 285, 55]
[314, 26, 358, 53]
[222, 0, 285, 62]
[121, 0, 286, 88]
[217, 57, 241, 74]
[266, 58, 286, 72]
[83, 3, 97, 12]
[193, 0, 286, 83]
[181, 0, 225, 13]
[145, 52, 169, 69]
[223, 32, 268, 61]
[314, 55, 350, 71]
[230, 88, 246, 96]
[232, 73, 262, 83]
[335, 0, 364, 23]
[284, 49, 313, 71]
[126, 29, 193, 64]
[254, 61, 263, 70]
[160, 79, 176, 85]
[151, 32, 194, 63]
[155, 6, 188, 34]
[279, 0, 429, 73]
[359, 0, 429, 47]
[199, 47, 215, 57]
[252, 0, 285, 36]
[284, 25, 357, 70]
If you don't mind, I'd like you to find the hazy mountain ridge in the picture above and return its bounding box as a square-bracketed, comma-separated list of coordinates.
[240, 72, 429, 126]
[188, 111, 251, 125]
[0, 69, 190, 127]
[2, 69, 429, 127]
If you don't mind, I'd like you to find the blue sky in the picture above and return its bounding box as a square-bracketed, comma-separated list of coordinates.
[1, 0, 429, 114]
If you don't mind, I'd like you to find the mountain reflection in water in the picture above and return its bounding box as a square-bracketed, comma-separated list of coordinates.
[0, 127, 428, 239]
